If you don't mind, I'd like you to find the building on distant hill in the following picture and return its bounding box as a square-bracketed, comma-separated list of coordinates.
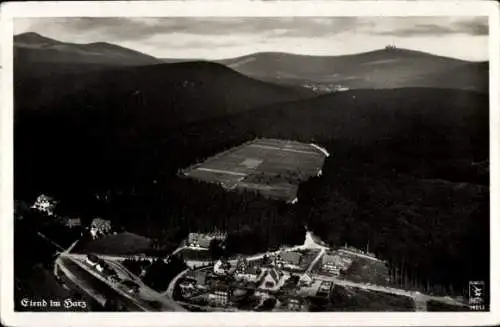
[31, 194, 57, 216]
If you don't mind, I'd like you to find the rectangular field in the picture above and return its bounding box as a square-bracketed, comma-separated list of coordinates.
[182, 139, 328, 202]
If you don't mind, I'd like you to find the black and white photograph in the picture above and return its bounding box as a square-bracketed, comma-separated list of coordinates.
[1, 1, 499, 326]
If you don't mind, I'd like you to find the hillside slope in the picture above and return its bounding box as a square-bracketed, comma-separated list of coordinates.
[15, 61, 312, 124]
[218, 49, 488, 92]
[14, 32, 161, 67]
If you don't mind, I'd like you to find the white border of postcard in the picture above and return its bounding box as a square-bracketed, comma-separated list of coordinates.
[1, 1, 499, 326]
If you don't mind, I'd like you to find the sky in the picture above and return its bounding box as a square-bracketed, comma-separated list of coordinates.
[14, 16, 489, 61]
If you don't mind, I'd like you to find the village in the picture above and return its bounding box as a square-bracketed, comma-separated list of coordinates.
[23, 194, 469, 312]
[171, 231, 382, 312]
[24, 194, 403, 312]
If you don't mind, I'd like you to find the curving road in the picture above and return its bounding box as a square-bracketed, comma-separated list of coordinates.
[163, 268, 190, 297]
[58, 253, 186, 311]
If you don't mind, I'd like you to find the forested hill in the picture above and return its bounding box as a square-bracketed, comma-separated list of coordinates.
[15, 61, 311, 122]
[14, 32, 161, 67]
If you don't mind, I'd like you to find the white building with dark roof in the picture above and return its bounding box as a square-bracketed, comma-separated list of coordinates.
[90, 218, 112, 239]
[31, 194, 57, 216]
[258, 268, 289, 293]
[299, 273, 313, 286]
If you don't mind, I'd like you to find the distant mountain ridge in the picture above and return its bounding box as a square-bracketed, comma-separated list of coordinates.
[16, 32, 488, 92]
[15, 32, 161, 66]
[212, 49, 488, 93]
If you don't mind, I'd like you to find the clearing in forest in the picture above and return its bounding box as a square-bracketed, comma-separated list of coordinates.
[182, 138, 328, 202]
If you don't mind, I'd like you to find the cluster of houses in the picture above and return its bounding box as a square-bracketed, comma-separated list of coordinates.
[174, 229, 386, 312]
[29, 194, 115, 240]
[302, 83, 350, 94]
[177, 249, 335, 311]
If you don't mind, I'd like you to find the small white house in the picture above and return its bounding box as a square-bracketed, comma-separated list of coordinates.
[299, 273, 313, 286]
[213, 259, 235, 276]
[90, 218, 112, 239]
[258, 268, 289, 292]
[31, 194, 57, 216]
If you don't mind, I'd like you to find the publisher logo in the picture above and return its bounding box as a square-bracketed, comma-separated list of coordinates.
[469, 281, 485, 311]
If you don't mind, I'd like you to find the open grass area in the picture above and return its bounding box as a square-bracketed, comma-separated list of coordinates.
[74, 232, 153, 256]
[341, 257, 392, 286]
[326, 285, 415, 311]
[426, 300, 472, 312]
[298, 249, 321, 270]
[183, 138, 327, 202]
[177, 248, 213, 261]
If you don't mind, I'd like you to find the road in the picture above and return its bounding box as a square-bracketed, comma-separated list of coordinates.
[37, 231, 65, 252]
[305, 248, 326, 274]
[300, 231, 467, 311]
[58, 253, 186, 311]
[163, 268, 190, 297]
[314, 275, 467, 309]
[56, 256, 156, 311]
[59, 254, 151, 311]
[55, 256, 107, 307]
[338, 248, 383, 262]
[68, 253, 165, 262]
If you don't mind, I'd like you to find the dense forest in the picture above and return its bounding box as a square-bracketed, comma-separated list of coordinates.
[14, 54, 489, 301]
